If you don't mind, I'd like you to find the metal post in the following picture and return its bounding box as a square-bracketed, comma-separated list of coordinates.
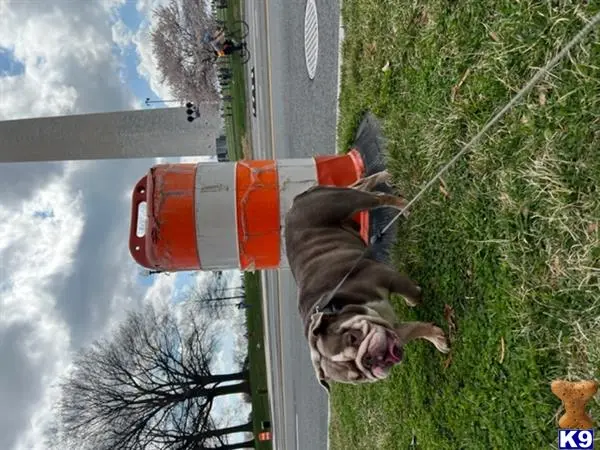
[0, 104, 222, 163]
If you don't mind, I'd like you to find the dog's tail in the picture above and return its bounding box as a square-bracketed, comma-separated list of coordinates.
[350, 112, 399, 265]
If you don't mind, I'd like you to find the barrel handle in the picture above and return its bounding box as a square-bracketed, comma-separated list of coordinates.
[129, 175, 152, 268]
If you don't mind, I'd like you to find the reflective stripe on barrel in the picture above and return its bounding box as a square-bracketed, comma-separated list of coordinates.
[277, 158, 319, 268]
[194, 163, 238, 269]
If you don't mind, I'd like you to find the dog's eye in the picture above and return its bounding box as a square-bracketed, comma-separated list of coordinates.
[345, 330, 360, 346]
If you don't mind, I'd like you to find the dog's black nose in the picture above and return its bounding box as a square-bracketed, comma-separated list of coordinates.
[363, 355, 373, 369]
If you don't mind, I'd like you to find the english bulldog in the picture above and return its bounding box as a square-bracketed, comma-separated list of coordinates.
[284, 171, 450, 391]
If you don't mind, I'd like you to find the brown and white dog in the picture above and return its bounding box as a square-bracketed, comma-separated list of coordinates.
[284, 171, 450, 391]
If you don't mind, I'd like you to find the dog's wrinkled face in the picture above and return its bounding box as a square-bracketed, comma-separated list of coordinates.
[308, 304, 403, 388]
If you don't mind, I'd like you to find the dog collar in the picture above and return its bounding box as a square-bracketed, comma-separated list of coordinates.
[312, 294, 340, 316]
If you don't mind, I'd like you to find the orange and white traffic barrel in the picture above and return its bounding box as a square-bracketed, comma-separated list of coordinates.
[129, 150, 368, 272]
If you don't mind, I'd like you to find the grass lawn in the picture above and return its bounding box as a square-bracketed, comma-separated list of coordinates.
[331, 1, 600, 449]
[218, 3, 269, 446]
[218, 1, 248, 161]
[243, 272, 272, 450]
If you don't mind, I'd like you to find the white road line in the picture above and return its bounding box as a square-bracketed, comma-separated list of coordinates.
[258, 90, 265, 117]
[252, 8, 262, 147]
[304, 0, 319, 79]
[295, 413, 301, 449]
[260, 0, 293, 442]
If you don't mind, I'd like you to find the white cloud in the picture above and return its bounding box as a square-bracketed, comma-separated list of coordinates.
[130, 0, 186, 101]
[0, 1, 227, 446]
[112, 18, 135, 51]
[132, 24, 174, 101]
[136, 0, 171, 15]
[142, 272, 179, 308]
[102, 0, 127, 12]
[0, 174, 84, 327]
[0, 1, 136, 120]
[2, 157, 182, 450]
[0, 171, 83, 450]
[12, 269, 185, 450]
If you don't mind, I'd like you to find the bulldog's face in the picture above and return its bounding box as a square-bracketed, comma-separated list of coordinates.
[308, 304, 403, 389]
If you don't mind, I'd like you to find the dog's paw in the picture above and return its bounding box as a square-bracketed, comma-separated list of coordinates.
[428, 325, 450, 353]
[379, 174, 409, 205]
[403, 296, 419, 307]
[378, 170, 393, 187]
[398, 201, 411, 218]
[392, 195, 410, 218]
[403, 286, 422, 307]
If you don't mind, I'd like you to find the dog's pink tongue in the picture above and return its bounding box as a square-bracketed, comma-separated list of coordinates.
[386, 341, 402, 363]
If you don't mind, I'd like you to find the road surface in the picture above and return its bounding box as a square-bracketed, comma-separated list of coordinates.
[242, 0, 341, 449]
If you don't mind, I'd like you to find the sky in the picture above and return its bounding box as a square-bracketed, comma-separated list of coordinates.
[0, 0, 250, 448]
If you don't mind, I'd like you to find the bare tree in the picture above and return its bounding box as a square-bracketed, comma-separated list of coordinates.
[193, 438, 256, 450]
[56, 303, 251, 449]
[151, 0, 218, 103]
[186, 272, 246, 320]
[232, 339, 249, 374]
[208, 404, 255, 450]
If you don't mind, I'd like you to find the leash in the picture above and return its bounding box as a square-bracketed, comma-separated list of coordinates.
[314, 11, 600, 314]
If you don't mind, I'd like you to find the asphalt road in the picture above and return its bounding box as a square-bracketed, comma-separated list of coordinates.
[242, 1, 341, 449]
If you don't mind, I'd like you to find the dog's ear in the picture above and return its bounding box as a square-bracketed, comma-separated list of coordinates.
[308, 310, 329, 337]
[308, 312, 325, 359]
[319, 378, 331, 394]
[308, 312, 333, 388]
[315, 361, 331, 395]
[314, 361, 331, 393]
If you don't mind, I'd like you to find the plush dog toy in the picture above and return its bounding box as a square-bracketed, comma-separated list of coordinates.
[551, 379, 598, 429]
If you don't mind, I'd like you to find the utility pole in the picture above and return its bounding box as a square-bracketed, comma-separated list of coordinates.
[0, 104, 221, 163]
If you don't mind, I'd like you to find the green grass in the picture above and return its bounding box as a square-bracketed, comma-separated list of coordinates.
[219, 3, 269, 447]
[218, 1, 248, 161]
[331, 1, 600, 449]
[243, 272, 272, 450]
